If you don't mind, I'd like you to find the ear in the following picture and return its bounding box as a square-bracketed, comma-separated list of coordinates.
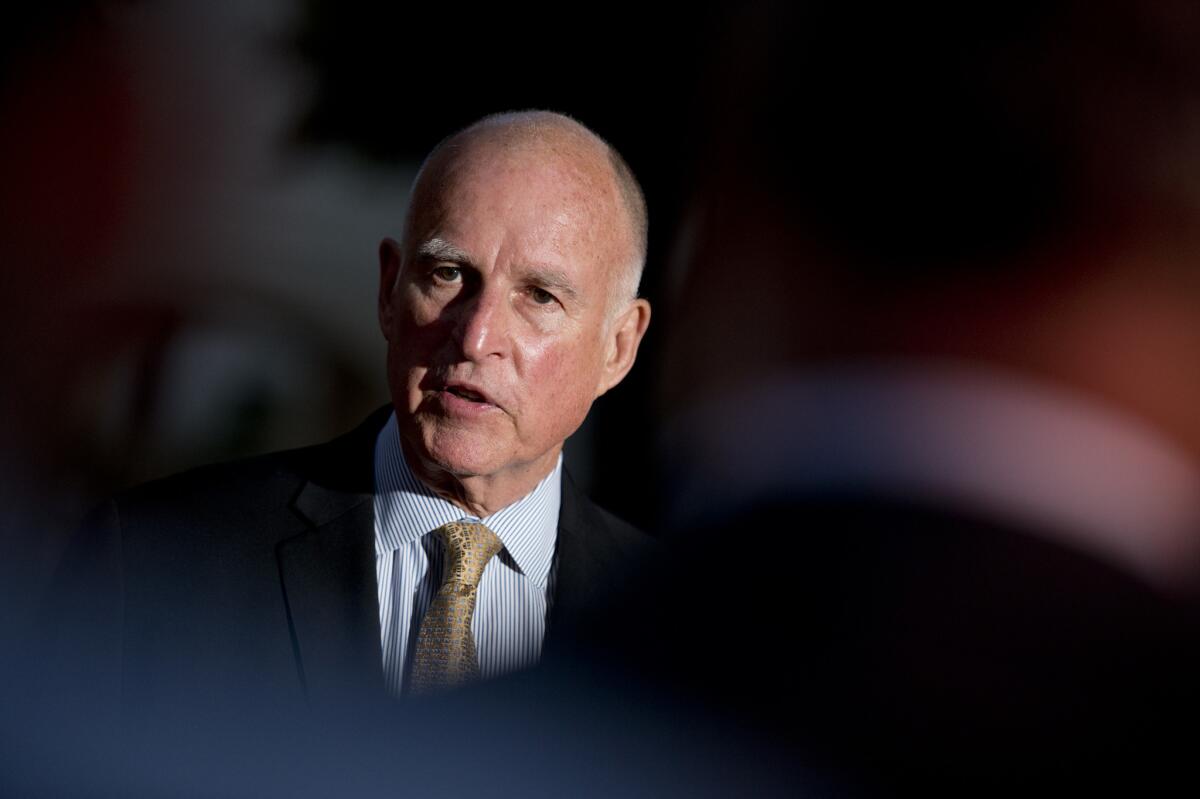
[378, 237, 403, 341]
[595, 298, 652, 397]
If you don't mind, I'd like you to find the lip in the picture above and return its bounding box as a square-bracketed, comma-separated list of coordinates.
[442, 381, 496, 407]
[430, 381, 502, 417]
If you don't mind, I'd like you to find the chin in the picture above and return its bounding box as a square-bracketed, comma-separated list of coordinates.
[419, 427, 509, 479]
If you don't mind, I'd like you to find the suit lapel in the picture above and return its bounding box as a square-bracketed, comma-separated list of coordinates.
[547, 471, 658, 651]
[277, 408, 391, 706]
[547, 472, 609, 637]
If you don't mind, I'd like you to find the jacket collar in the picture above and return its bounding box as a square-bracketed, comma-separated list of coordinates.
[547, 470, 611, 635]
[278, 407, 391, 708]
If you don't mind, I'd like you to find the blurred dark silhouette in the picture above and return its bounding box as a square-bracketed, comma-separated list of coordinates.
[582, 0, 1200, 792]
[1, 1, 390, 637]
[1, 0, 138, 670]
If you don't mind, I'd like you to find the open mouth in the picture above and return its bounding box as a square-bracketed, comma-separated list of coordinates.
[446, 386, 489, 404]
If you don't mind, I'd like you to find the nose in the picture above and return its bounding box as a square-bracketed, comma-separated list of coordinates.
[455, 284, 510, 362]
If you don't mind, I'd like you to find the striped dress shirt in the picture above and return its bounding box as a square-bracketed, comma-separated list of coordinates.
[373, 412, 561, 697]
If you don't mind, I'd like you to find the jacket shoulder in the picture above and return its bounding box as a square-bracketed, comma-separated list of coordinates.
[548, 471, 658, 637]
[560, 471, 656, 554]
[578, 494, 656, 554]
[107, 406, 388, 535]
[116, 448, 306, 512]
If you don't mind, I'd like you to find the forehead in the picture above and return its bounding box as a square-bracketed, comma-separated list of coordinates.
[411, 137, 629, 275]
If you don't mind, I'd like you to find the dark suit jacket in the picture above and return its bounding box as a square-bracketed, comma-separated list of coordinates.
[46, 407, 651, 725]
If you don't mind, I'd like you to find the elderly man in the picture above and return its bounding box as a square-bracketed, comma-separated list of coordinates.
[49, 111, 652, 719]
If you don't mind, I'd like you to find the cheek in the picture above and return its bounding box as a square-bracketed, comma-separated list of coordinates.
[396, 301, 458, 363]
[519, 338, 604, 416]
[405, 290, 446, 327]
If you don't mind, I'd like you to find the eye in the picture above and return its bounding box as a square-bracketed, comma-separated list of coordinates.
[528, 286, 557, 305]
[431, 265, 462, 283]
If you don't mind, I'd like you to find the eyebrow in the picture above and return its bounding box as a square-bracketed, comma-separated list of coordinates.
[416, 237, 582, 304]
[523, 266, 580, 303]
[416, 237, 473, 264]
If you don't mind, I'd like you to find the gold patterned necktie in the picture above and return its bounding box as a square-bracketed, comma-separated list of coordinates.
[408, 520, 503, 695]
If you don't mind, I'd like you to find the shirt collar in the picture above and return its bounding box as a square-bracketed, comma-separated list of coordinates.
[373, 412, 560, 590]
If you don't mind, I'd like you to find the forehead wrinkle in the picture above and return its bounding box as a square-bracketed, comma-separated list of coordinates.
[409, 112, 643, 286]
[412, 132, 633, 311]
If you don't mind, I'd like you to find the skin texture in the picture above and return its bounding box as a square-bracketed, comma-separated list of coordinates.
[378, 116, 651, 516]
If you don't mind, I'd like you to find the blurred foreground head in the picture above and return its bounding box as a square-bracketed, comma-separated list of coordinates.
[635, 5, 1200, 787]
[665, 0, 1200, 587]
[669, 0, 1200, 426]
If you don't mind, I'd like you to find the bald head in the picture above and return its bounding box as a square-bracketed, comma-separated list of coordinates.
[404, 111, 647, 309]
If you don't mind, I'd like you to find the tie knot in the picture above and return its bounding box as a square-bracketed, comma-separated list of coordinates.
[435, 521, 502, 589]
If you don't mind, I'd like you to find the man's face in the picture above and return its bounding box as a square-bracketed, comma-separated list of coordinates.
[379, 140, 638, 492]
